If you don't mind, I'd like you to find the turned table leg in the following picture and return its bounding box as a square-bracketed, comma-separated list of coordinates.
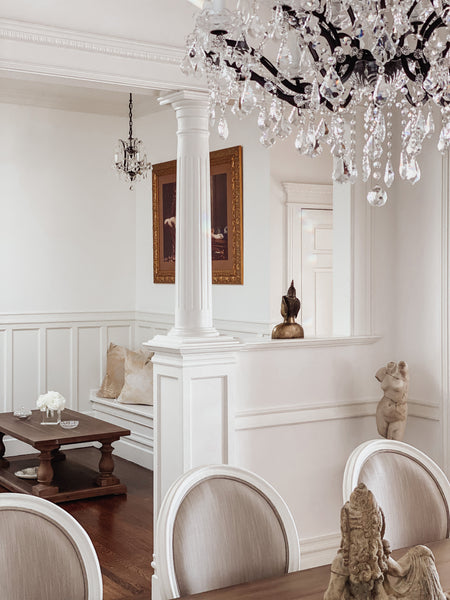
[33, 445, 59, 497]
[96, 439, 120, 487]
[0, 433, 9, 468]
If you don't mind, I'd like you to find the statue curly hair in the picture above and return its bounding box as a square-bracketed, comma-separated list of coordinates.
[341, 483, 388, 592]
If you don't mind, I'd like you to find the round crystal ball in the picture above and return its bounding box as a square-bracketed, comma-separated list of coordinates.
[367, 186, 387, 207]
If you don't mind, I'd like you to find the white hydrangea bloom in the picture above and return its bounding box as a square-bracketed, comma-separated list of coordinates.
[36, 391, 66, 411]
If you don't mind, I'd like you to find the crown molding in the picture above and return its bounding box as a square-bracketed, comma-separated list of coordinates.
[0, 18, 185, 66]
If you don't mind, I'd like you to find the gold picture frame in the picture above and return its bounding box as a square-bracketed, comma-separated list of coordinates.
[152, 145, 243, 284]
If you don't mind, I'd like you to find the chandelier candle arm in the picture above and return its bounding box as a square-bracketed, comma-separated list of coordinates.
[185, 0, 450, 205]
[113, 93, 152, 190]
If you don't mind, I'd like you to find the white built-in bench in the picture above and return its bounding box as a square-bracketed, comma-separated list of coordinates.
[90, 391, 153, 470]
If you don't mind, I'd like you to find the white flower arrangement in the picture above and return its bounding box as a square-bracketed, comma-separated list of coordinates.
[36, 391, 66, 412]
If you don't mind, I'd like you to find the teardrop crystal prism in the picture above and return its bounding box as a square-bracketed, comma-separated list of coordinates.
[367, 186, 388, 207]
[373, 76, 390, 107]
[218, 117, 229, 140]
[405, 156, 421, 184]
[438, 122, 450, 153]
[425, 111, 435, 138]
[362, 155, 371, 182]
[309, 80, 321, 111]
[295, 130, 306, 153]
[384, 158, 394, 188]
[319, 67, 345, 106]
[399, 150, 408, 179]
[333, 157, 350, 184]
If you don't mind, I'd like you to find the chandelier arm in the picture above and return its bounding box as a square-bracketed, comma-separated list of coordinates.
[407, 0, 420, 20]
[282, 6, 341, 52]
[421, 14, 445, 43]
[312, 9, 342, 49]
[222, 41, 309, 94]
[400, 54, 421, 83]
[347, 6, 356, 26]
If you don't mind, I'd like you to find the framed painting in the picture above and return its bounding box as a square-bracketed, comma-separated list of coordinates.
[152, 145, 243, 284]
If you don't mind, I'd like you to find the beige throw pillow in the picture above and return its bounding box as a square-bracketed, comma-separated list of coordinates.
[117, 349, 154, 405]
[97, 343, 126, 399]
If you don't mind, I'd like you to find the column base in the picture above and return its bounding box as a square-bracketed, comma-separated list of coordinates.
[168, 325, 221, 339]
[144, 333, 240, 352]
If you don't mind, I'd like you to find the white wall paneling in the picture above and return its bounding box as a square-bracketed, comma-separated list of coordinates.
[12, 329, 40, 412]
[0, 312, 135, 420]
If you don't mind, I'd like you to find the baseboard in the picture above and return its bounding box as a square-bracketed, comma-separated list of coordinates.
[91, 395, 153, 471]
[111, 436, 154, 470]
[299, 532, 340, 569]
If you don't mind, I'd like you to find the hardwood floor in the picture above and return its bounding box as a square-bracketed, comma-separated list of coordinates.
[1, 447, 154, 600]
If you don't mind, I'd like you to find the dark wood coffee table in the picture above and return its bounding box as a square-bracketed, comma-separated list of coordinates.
[0, 409, 131, 503]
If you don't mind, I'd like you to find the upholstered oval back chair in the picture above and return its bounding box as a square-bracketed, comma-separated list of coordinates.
[0, 493, 102, 600]
[343, 439, 450, 550]
[155, 464, 300, 600]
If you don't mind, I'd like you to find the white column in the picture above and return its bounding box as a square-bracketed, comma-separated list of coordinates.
[149, 90, 240, 600]
[159, 90, 219, 339]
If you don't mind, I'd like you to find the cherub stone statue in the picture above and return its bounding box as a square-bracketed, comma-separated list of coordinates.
[324, 483, 449, 600]
[271, 280, 304, 339]
[375, 361, 409, 441]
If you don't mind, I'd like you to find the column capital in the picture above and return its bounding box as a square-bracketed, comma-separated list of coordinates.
[158, 89, 210, 109]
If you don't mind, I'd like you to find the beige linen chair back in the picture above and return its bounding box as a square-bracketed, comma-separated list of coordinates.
[155, 465, 300, 600]
[343, 440, 450, 550]
[0, 493, 102, 600]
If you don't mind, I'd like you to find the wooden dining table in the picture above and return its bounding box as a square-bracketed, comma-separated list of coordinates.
[177, 539, 450, 600]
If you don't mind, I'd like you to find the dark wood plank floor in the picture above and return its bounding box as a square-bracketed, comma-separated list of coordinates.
[0, 447, 153, 600]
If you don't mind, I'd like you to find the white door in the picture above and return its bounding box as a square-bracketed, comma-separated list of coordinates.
[300, 208, 333, 337]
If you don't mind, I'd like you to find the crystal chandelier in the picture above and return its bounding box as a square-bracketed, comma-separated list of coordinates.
[184, 0, 450, 206]
[114, 93, 152, 190]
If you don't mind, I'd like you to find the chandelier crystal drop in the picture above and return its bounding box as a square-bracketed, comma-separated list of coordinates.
[114, 93, 152, 191]
[184, 0, 450, 205]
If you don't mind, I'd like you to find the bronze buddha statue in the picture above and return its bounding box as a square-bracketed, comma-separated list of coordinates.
[271, 281, 304, 339]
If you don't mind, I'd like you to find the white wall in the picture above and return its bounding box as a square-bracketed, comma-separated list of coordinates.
[0, 102, 136, 313]
[389, 120, 445, 464]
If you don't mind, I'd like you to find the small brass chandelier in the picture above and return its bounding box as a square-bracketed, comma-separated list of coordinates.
[114, 93, 151, 190]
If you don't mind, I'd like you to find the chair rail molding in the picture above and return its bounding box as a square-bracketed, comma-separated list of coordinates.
[0, 18, 206, 92]
[235, 398, 440, 431]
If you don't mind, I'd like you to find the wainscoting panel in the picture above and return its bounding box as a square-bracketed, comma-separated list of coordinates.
[78, 327, 102, 414]
[0, 312, 138, 416]
[190, 376, 227, 465]
[12, 328, 40, 411]
[46, 327, 72, 408]
[107, 325, 133, 349]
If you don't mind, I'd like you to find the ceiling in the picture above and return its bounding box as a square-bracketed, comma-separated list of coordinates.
[0, 75, 166, 118]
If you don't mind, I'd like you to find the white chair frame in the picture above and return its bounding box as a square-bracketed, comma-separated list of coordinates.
[0, 493, 103, 600]
[343, 439, 450, 513]
[155, 464, 301, 600]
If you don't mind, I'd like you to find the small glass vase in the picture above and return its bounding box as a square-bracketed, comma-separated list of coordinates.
[41, 408, 62, 425]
